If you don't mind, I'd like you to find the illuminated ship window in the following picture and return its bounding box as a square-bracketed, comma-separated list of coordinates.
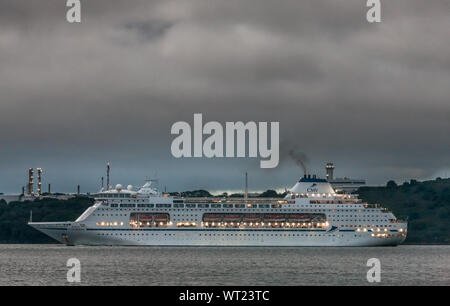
[129, 213, 170, 228]
[96, 221, 124, 227]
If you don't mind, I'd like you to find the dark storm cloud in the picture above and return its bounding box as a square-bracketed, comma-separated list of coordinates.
[0, 0, 449, 193]
[124, 20, 173, 41]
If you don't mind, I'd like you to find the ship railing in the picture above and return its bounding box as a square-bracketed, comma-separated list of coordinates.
[183, 197, 284, 204]
[341, 194, 359, 199]
[363, 203, 382, 209]
[392, 218, 408, 223]
[310, 199, 364, 204]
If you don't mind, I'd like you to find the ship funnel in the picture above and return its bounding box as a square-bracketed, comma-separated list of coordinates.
[289, 176, 335, 195]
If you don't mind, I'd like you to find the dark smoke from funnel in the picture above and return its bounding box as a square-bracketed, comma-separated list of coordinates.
[288, 150, 308, 175]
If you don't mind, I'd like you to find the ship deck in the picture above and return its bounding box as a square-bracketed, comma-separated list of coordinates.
[179, 197, 286, 204]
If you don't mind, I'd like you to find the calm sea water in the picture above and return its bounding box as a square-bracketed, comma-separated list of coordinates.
[0, 244, 448, 286]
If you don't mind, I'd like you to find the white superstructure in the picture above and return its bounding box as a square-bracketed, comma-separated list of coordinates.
[29, 175, 407, 246]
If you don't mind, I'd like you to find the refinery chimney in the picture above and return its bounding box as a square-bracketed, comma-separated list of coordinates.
[28, 168, 34, 196]
[326, 163, 334, 181]
[37, 168, 42, 196]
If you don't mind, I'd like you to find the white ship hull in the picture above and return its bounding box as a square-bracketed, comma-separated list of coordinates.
[29, 222, 407, 247]
[28, 176, 408, 247]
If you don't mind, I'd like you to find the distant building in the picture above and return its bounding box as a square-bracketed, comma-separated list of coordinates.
[0, 167, 79, 204]
[0, 194, 22, 204]
[0, 193, 76, 204]
[325, 163, 366, 193]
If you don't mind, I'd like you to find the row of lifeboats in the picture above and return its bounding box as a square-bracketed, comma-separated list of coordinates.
[203, 221, 327, 229]
[202, 213, 326, 223]
[131, 213, 170, 223]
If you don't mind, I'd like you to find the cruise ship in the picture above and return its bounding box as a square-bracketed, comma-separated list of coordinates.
[29, 175, 407, 246]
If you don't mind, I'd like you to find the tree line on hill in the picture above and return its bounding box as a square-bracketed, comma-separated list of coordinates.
[357, 178, 450, 244]
[0, 197, 93, 243]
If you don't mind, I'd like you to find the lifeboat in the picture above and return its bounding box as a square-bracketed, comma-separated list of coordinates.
[154, 214, 169, 222]
[242, 214, 261, 222]
[138, 215, 153, 221]
[311, 214, 326, 222]
[223, 214, 242, 222]
[286, 214, 311, 222]
[263, 214, 285, 222]
[203, 214, 223, 222]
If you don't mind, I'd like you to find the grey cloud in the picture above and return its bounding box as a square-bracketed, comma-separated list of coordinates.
[0, 0, 449, 193]
[124, 20, 173, 41]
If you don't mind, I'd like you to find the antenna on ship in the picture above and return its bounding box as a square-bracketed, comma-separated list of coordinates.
[106, 162, 110, 190]
[244, 172, 248, 202]
[144, 170, 160, 189]
[145, 177, 159, 187]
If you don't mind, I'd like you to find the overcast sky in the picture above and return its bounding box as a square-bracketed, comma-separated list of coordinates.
[0, 0, 449, 194]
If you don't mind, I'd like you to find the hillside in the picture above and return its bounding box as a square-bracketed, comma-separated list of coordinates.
[357, 178, 450, 244]
[0, 197, 93, 243]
